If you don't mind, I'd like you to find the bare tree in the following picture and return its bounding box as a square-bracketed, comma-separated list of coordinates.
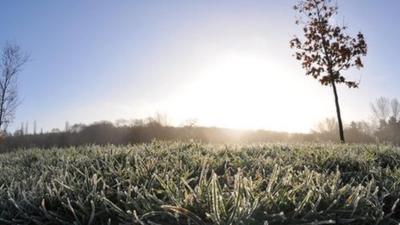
[370, 97, 390, 122]
[290, 0, 367, 143]
[315, 117, 337, 134]
[391, 98, 400, 121]
[370, 97, 400, 123]
[0, 43, 28, 133]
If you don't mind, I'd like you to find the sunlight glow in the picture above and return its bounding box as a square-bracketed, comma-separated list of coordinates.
[161, 52, 321, 132]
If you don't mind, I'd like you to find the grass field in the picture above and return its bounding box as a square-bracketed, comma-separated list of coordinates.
[1, 142, 400, 225]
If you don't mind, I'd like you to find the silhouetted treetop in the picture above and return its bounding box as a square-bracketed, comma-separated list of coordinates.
[290, 0, 367, 88]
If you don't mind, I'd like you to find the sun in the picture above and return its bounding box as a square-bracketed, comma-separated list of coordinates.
[168, 53, 282, 128]
[161, 51, 322, 132]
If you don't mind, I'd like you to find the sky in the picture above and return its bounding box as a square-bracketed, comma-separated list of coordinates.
[0, 0, 399, 133]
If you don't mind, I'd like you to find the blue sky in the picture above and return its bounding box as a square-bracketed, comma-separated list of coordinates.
[0, 0, 399, 133]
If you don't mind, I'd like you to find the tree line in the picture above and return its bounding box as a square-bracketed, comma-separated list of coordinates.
[0, 118, 307, 152]
[0, 97, 399, 152]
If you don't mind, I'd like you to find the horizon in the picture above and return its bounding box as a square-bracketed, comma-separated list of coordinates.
[1, 1, 400, 133]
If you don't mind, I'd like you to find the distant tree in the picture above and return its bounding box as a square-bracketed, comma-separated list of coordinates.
[391, 98, 400, 121]
[313, 117, 373, 143]
[315, 117, 337, 133]
[346, 121, 374, 143]
[13, 127, 23, 136]
[371, 97, 400, 145]
[65, 121, 70, 132]
[19, 122, 23, 135]
[182, 118, 198, 128]
[0, 43, 28, 133]
[115, 119, 129, 127]
[25, 121, 28, 134]
[132, 119, 145, 127]
[69, 123, 85, 133]
[313, 117, 337, 141]
[290, 0, 367, 143]
[371, 97, 390, 122]
[33, 120, 37, 135]
[154, 112, 169, 126]
[50, 128, 60, 133]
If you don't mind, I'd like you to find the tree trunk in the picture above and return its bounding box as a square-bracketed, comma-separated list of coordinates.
[331, 81, 345, 143]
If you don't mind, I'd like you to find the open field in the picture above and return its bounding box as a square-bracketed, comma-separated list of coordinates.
[1, 142, 400, 225]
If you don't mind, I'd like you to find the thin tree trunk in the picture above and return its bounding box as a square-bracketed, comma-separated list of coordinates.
[0, 85, 6, 130]
[331, 81, 345, 143]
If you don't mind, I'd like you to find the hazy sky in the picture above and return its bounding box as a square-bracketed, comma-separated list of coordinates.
[0, 0, 399, 133]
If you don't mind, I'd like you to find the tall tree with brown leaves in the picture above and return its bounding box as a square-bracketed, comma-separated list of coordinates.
[290, 0, 367, 143]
